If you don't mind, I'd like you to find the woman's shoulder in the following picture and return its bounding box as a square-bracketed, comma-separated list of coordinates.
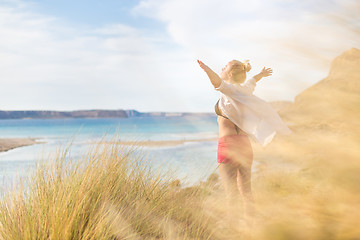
[234, 78, 256, 94]
[215, 78, 255, 97]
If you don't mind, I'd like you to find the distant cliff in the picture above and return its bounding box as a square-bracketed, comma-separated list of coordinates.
[0, 103, 294, 119]
[279, 47, 360, 129]
[0, 109, 216, 119]
[0, 110, 128, 119]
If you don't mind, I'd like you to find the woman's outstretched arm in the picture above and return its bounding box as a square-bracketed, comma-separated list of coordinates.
[252, 67, 273, 82]
[197, 60, 221, 88]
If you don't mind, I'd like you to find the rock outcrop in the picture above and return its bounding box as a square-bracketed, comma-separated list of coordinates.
[279, 48, 360, 130]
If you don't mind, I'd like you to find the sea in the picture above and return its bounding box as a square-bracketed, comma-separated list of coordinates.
[0, 115, 222, 191]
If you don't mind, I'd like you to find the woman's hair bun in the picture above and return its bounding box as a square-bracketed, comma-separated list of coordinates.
[243, 60, 251, 72]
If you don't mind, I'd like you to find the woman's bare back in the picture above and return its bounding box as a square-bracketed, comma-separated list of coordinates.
[218, 116, 239, 138]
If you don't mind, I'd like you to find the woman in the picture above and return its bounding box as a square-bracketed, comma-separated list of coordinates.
[197, 59, 292, 223]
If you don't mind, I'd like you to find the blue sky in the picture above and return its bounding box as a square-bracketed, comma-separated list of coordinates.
[28, 0, 158, 28]
[0, 0, 359, 112]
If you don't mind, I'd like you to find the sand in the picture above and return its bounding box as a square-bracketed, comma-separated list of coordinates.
[102, 137, 219, 147]
[0, 137, 218, 153]
[0, 138, 41, 152]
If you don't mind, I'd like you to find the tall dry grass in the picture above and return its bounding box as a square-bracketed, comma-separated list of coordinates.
[0, 139, 218, 239]
[0, 129, 359, 239]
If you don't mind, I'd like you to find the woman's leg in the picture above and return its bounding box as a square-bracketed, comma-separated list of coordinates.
[226, 134, 255, 220]
[237, 164, 255, 220]
[218, 162, 241, 220]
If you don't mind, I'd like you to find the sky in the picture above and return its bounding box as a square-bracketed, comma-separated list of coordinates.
[0, 0, 359, 112]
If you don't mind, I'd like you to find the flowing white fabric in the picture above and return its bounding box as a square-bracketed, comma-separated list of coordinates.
[215, 77, 292, 147]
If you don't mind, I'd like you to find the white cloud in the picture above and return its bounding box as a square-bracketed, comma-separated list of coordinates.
[0, 1, 199, 112]
[0, 0, 359, 112]
[91, 24, 139, 36]
[133, 0, 360, 102]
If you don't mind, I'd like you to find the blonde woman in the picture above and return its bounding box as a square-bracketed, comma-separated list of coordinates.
[197, 59, 292, 223]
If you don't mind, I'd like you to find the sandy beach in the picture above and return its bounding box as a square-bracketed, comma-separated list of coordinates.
[102, 137, 219, 147]
[0, 138, 41, 152]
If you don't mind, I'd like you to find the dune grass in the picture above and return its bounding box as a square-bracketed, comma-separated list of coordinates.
[0, 131, 359, 239]
[0, 139, 219, 239]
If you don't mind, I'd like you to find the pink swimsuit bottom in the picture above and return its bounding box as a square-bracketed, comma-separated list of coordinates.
[217, 133, 253, 164]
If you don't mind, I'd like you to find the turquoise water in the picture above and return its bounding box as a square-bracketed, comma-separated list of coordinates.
[0, 116, 220, 189]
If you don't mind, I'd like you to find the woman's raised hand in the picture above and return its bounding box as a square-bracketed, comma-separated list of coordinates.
[197, 60, 222, 88]
[197, 60, 209, 72]
[260, 67, 273, 77]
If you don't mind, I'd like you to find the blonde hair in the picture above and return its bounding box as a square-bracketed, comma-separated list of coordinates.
[229, 60, 251, 83]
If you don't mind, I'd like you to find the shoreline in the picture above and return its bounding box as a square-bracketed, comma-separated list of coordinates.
[0, 137, 219, 152]
[0, 138, 42, 153]
[99, 137, 219, 147]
